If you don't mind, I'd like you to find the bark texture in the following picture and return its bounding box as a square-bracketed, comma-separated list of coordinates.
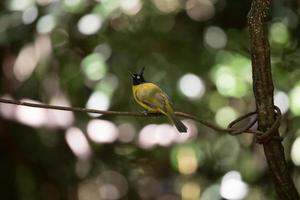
[248, 0, 299, 199]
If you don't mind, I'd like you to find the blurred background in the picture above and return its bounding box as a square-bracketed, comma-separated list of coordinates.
[0, 0, 300, 199]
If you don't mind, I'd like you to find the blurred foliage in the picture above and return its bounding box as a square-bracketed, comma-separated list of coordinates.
[1, 0, 300, 199]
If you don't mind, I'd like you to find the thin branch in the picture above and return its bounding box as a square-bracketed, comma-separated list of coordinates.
[0, 98, 154, 116]
[0, 98, 257, 135]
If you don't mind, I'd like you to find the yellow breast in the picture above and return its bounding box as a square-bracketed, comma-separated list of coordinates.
[132, 83, 161, 112]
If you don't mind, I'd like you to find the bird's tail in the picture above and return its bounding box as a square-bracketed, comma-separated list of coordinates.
[169, 114, 187, 133]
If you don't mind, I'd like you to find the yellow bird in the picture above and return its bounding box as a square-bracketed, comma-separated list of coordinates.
[131, 67, 187, 133]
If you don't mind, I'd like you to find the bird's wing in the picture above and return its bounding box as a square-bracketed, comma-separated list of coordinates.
[155, 92, 174, 113]
[135, 91, 157, 110]
[135, 84, 172, 113]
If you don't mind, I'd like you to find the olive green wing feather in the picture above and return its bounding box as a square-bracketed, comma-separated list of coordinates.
[135, 84, 171, 113]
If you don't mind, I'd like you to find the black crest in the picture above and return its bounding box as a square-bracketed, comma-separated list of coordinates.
[131, 67, 146, 85]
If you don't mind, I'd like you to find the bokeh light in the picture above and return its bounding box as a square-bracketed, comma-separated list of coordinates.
[200, 184, 221, 200]
[204, 26, 227, 49]
[138, 123, 176, 149]
[152, 0, 181, 13]
[13, 44, 38, 82]
[118, 123, 136, 143]
[64, 0, 82, 7]
[48, 95, 74, 128]
[94, 74, 119, 96]
[215, 106, 237, 128]
[78, 180, 101, 200]
[22, 5, 38, 24]
[52, 28, 69, 48]
[177, 146, 198, 175]
[78, 14, 103, 35]
[274, 91, 289, 114]
[78, 171, 128, 200]
[36, 0, 52, 6]
[138, 120, 197, 149]
[174, 120, 198, 143]
[213, 135, 240, 168]
[76, 160, 91, 178]
[291, 137, 300, 166]
[181, 182, 201, 200]
[156, 124, 178, 146]
[36, 14, 56, 34]
[9, 0, 33, 11]
[120, 0, 142, 16]
[65, 127, 92, 160]
[81, 53, 107, 81]
[98, 184, 120, 199]
[94, 0, 121, 18]
[214, 66, 248, 97]
[35, 35, 52, 60]
[13, 34, 52, 82]
[0, 96, 73, 129]
[179, 73, 205, 99]
[185, 0, 215, 21]
[96, 170, 128, 200]
[289, 84, 300, 116]
[94, 43, 112, 60]
[87, 119, 119, 143]
[283, 8, 299, 29]
[0, 95, 16, 120]
[220, 171, 248, 200]
[63, 0, 83, 12]
[138, 124, 160, 149]
[86, 91, 110, 117]
[212, 52, 252, 97]
[15, 99, 48, 128]
[270, 22, 289, 45]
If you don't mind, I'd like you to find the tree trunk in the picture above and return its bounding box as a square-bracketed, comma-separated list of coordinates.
[248, 0, 300, 199]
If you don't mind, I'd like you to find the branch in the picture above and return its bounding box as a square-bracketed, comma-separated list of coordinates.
[0, 98, 260, 135]
[248, 0, 299, 199]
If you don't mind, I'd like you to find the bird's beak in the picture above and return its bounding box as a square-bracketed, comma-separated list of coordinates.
[139, 66, 145, 75]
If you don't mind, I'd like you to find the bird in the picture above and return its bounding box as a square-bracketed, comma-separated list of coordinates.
[131, 67, 187, 133]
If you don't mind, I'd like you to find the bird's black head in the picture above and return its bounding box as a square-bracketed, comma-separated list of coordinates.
[131, 67, 146, 85]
